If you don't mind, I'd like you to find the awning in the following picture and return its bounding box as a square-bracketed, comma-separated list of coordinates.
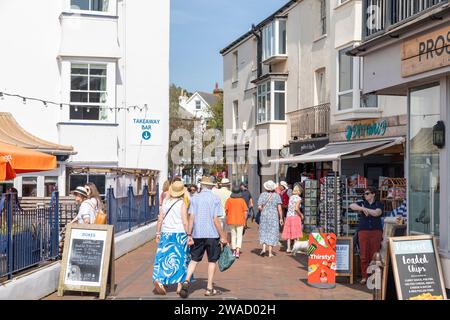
[0, 142, 57, 181]
[0, 113, 76, 155]
[269, 137, 405, 164]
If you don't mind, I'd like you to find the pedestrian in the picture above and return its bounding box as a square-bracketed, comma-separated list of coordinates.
[281, 185, 303, 253]
[85, 182, 104, 219]
[212, 178, 231, 237]
[160, 180, 171, 207]
[349, 187, 384, 285]
[179, 176, 228, 298]
[152, 181, 191, 296]
[257, 180, 283, 258]
[240, 183, 254, 227]
[171, 176, 191, 209]
[188, 184, 198, 197]
[278, 181, 290, 220]
[225, 187, 248, 258]
[71, 186, 96, 224]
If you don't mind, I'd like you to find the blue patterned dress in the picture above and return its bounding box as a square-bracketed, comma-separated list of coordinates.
[258, 192, 282, 246]
[152, 233, 190, 285]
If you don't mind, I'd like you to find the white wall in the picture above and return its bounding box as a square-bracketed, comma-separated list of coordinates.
[0, 0, 170, 190]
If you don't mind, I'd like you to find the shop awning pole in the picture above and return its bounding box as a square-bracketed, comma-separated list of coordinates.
[275, 162, 280, 184]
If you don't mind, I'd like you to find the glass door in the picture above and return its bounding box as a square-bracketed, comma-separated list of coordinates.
[408, 83, 441, 235]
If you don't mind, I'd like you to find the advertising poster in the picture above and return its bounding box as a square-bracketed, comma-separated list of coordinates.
[307, 233, 337, 288]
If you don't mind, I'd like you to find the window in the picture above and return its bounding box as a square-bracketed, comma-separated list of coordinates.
[257, 80, 286, 124]
[262, 19, 287, 61]
[338, 47, 379, 111]
[44, 177, 58, 197]
[320, 0, 327, 35]
[70, 63, 107, 120]
[71, 0, 109, 12]
[338, 47, 353, 110]
[233, 101, 239, 131]
[195, 100, 201, 110]
[315, 68, 326, 104]
[69, 174, 106, 197]
[22, 177, 37, 197]
[232, 51, 239, 82]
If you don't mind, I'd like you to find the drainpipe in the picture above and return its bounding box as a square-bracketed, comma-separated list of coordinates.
[251, 24, 262, 78]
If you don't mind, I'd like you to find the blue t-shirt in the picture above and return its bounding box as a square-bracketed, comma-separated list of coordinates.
[356, 200, 384, 231]
[188, 190, 222, 239]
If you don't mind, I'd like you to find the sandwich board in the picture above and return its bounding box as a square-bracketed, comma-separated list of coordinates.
[336, 237, 353, 284]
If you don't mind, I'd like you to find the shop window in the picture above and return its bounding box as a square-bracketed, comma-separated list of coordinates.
[22, 177, 37, 197]
[408, 83, 440, 236]
[44, 176, 58, 197]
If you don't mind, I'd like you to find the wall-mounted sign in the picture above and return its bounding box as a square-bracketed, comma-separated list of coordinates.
[289, 138, 329, 155]
[130, 116, 164, 146]
[346, 119, 387, 141]
[401, 25, 450, 77]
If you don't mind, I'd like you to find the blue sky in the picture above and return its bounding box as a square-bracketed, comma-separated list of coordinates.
[170, 0, 288, 93]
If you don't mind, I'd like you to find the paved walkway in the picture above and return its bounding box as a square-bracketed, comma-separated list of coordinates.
[44, 222, 371, 300]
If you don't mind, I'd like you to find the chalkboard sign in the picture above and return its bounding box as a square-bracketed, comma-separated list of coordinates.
[389, 235, 447, 300]
[58, 224, 115, 299]
[336, 237, 353, 284]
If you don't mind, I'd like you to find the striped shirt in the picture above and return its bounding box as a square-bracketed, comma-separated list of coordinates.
[189, 189, 222, 239]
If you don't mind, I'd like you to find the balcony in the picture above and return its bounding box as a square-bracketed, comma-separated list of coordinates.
[363, 0, 448, 39]
[288, 103, 330, 140]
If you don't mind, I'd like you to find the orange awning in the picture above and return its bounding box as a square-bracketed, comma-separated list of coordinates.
[0, 142, 57, 180]
[0, 158, 15, 181]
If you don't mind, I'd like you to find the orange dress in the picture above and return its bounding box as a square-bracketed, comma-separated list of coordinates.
[225, 198, 248, 226]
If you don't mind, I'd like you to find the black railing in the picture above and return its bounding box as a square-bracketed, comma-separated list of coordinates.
[363, 0, 448, 39]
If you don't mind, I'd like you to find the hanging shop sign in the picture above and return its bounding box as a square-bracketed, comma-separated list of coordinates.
[401, 25, 450, 77]
[346, 119, 387, 141]
[289, 138, 329, 155]
[307, 233, 337, 289]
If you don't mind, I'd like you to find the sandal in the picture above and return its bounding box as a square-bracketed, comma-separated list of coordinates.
[179, 281, 190, 299]
[153, 281, 166, 295]
[259, 250, 266, 256]
[286, 249, 292, 253]
[204, 288, 221, 296]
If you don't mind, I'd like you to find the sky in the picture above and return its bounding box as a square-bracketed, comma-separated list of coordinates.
[170, 0, 288, 93]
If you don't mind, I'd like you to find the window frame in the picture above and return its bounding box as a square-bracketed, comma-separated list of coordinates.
[320, 0, 327, 36]
[195, 100, 202, 110]
[315, 68, 326, 105]
[336, 45, 379, 112]
[256, 79, 287, 125]
[262, 19, 288, 61]
[68, 0, 116, 15]
[233, 100, 239, 131]
[232, 51, 239, 83]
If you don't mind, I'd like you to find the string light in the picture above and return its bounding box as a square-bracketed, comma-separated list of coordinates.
[0, 91, 150, 112]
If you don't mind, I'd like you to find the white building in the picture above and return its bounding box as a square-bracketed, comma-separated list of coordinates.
[0, 0, 170, 197]
[179, 87, 220, 121]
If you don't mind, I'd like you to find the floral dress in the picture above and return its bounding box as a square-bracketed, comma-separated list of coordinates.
[258, 192, 282, 246]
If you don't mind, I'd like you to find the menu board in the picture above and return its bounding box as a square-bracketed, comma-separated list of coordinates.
[307, 233, 337, 289]
[335, 237, 353, 283]
[389, 236, 447, 300]
[58, 224, 115, 299]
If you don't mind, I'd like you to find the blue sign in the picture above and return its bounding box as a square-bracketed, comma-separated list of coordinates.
[142, 131, 151, 141]
[346, 119, 388, 141]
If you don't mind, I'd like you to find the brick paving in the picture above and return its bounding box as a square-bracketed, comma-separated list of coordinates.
[44, 221, 372, 300]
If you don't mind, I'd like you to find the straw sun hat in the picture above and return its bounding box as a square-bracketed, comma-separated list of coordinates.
[200, 176, 215, 186]
[263, 180, 277, 191]
[169, 181, 186, 198]
[72, 186, 88, 198]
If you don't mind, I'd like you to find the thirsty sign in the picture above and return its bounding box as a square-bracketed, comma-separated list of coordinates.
[307, 233, 337, 289]
[389, 235, 447, 300]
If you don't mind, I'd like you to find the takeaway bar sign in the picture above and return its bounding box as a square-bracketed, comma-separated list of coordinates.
[401, 25, 450, 77]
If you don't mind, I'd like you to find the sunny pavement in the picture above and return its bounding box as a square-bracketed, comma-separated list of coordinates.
[44, 221, 372, 300]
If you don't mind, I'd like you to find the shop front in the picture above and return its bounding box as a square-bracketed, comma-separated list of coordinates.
[349, 6, 450, 289]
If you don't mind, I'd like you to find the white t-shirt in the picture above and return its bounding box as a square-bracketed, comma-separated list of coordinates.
[161, 198, 185, 233]
[76, 199, 97, 224]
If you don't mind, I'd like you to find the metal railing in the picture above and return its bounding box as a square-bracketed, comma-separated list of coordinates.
[0, 192, 59, 280]
[363, 0, 448, 39]
[288, 103, 330, 139]
[107, 185, 159, 235]
[0, 184, 159, 280]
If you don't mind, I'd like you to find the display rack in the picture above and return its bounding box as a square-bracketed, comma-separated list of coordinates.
[343, 178, 366, 236]
[379, 177, 406, 213]
[303, 179, 318, 232]
[319, 173, 342, 236]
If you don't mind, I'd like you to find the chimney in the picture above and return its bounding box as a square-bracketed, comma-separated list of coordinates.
[213, 82, 223, 96]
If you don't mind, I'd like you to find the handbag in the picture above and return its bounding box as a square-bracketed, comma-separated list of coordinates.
[256, 194, 274, 225]
[218, 244, 236, 272]
[94, 209, 107, 225]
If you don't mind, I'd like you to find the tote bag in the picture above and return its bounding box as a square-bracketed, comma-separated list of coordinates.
[218, 244, 236, 272]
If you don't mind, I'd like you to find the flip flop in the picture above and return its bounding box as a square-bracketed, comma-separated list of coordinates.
[204, 288, 222, 296]
[153, 281, 166, 295]
[259, 250, 266, 256]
